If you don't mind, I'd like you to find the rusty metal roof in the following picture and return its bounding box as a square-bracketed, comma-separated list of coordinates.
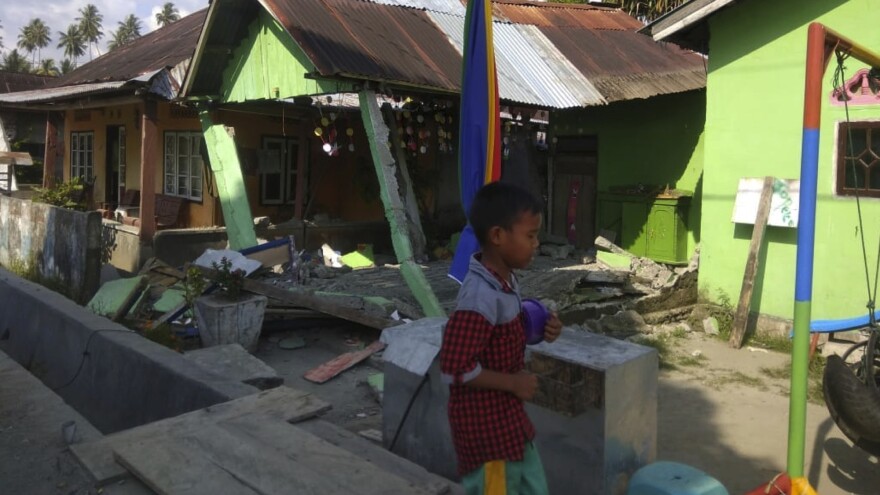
[0, 81, 128, 104]
[0, 71, 54, 94]
[493, 1, 706, 102]
[264, 0, 461, 92]
[492, 0, 642, 30]
[51, 9, 207, 88]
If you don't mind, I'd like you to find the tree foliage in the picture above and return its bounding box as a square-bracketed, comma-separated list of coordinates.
[156, 3, 181, 28]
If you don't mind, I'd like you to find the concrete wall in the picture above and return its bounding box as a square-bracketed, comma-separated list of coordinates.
[0, 267, 256, 434]
[700, 0, 880, 320]
[0, 195, 101, 304]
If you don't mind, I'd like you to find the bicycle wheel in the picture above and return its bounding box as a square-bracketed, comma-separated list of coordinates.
[864, 329, 879, 389]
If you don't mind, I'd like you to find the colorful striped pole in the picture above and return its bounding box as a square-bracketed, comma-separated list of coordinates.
[790, 23, 880, 478]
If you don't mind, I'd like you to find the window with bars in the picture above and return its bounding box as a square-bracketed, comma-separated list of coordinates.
[70, 132, 94, 180]
[837, 121, 880, 198]
[164, 131, 204, 201]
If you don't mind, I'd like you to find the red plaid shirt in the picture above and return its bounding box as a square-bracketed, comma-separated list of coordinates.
[440, 266, 535, 475]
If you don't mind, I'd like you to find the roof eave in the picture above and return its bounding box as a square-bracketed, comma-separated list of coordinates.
[640, 0, 739, 52]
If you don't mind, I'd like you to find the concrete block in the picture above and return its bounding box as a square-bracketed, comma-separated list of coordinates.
[185, 344, 282, 390]
[598, 251, 632, 270]
[382, 320, 658, 494]
[194, 293, 268, 353]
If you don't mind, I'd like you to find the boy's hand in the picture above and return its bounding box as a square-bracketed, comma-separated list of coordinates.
[510, 372, 538, 401]
[543, 312, 562, 343]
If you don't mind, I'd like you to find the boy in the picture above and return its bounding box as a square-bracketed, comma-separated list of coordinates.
[440, 182, 563, 495]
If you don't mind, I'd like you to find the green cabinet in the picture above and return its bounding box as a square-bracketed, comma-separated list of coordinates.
[598, 193, 691, 265]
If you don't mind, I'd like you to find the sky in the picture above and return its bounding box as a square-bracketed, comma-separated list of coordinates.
[0, 0, 209, 65]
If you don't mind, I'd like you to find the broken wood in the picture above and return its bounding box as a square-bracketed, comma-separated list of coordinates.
[383, 103, 427, 259]
[729, 176, 774, 349]
[304, 340, 385, 384]
[185, 264, 399, 330]
[111, 277, 148, 322]
[359, 90, 444, 318]
[71, 386, 331, 485]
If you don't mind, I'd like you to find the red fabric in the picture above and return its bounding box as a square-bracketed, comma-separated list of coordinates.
[440, 269, 535, 475]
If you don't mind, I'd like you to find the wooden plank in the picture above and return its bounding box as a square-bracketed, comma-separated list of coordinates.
[729, 176, 774, 348]
[114, 416, 435, 495]
[245, 243, 289, 268]
[71, 386, 330, 485]
[304, 340, 385, 384]
[298, 420, 456, 495]
[189, 264, 399, 330]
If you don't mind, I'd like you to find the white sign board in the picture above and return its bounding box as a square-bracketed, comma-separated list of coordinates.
[732, 178, 799, 228]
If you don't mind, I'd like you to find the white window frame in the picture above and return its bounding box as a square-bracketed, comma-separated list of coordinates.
[164, 131, 203, 201]
[71, 131, 94, 180]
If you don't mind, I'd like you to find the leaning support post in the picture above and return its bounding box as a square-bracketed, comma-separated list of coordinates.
[359, 90, 444, 318]
[382, 103, 427, 260]
[790, 23, 880, 479]
[198, 108, 258, 251]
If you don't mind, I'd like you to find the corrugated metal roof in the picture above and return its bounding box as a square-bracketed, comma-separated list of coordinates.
[429, 11, 604, 107]
[534, 19, 705, 102]
[0, 81, 126, 104]
[52, 9, 207, 87]
[369, 0, 464, 15]
[264, 0, 461, 92]
[492, 0, 642, 30]
[0, 71, 55, 94]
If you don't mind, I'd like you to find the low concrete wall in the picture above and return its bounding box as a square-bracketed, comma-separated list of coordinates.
[0, 268, 256, 434]
[0, 195, 101, 303]
[103, 223, 144, 274]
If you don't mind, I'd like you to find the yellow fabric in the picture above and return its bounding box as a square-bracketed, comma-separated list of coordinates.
[484, 460, 507, 495]
[791, 477, 818, 495]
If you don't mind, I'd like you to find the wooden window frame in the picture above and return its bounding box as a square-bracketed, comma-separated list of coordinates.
[70, 131, 94, 180]
[836, 120, 880, 199]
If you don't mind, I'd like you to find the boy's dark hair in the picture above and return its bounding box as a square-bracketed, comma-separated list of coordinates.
[469, 181, 542, 245]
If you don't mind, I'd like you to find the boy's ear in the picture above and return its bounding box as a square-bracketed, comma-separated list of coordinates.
[486, 226, 505, 246]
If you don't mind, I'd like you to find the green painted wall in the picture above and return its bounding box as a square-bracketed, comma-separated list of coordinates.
[551, 89, 706, 254]
[220, 10, 347, 103]
[701, 0, 880, 320]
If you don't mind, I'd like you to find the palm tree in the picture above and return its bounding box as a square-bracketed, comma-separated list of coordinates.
[1, 50, 32, 73]
[108, 14, 143, 51]
[17, 25, 37, 65]
[29, 19, 51, 66]
[36, 58, 59, 76]
[76, 4, 104, 60]
[155, 3, 180, 28]
[0, 20, 4, 51]
[57, 24, 86, 67]
[60, 59, 75, 75]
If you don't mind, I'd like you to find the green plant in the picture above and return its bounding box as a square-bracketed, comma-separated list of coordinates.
[33, 177, 86, 211]
[143, 323, 181, 352]
[210, 257, 244, 299]
[184, 265, 207, 307]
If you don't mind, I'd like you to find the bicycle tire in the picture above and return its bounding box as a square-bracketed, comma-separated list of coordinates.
[822, 355, 880, 455]
[864, 329, 879, 389]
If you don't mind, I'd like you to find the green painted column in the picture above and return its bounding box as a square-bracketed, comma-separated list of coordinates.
[787, 300, 811, 477]
[198, 109, 258, 251]
[359, 90, 445, 318]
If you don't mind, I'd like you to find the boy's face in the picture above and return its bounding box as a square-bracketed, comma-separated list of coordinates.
[496, 211, 542, 270]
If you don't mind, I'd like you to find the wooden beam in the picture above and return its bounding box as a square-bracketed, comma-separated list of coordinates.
[42, 112, 62, 188]
[198, 108, 258, 251]
[139, 100, 159, 243]
[729, 176, 774, 348]
[358, 90, 444, 318]
[382, 104, 427, 260]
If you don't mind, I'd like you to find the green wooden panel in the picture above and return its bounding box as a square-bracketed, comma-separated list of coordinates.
[620, 201, 647, 256]
[221, 11, 351, 103]
[646, 205, 676, 263]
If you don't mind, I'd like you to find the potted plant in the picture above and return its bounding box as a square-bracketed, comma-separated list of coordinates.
[192, 257, 268, 352]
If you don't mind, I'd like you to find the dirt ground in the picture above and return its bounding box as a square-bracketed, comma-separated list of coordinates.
[256, 323, 880, 495]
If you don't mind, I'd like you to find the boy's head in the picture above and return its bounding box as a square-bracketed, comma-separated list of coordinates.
[469, 182, 543, 269]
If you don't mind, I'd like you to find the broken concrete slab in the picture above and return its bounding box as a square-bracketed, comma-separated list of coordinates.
[152, 287, 186, 314]
[597, 251, 632, 270]
[184, 344, 283, 390]
[595, 309, 651, 338]
[540, 244, 573, 260]
[703, 316, 720, 335]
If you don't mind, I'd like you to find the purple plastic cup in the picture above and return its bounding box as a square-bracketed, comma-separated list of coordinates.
[522, 298, 549, 345]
